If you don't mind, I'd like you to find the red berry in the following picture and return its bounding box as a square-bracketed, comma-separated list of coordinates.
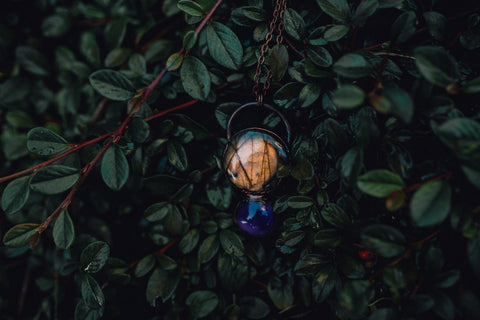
[358, 250, 375, 260]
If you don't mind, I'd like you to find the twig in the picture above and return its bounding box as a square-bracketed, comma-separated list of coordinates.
[143, 100, 198, 122]
[411, 228, 441, 246]
[404, 171, 453, 193]
[130, 237, 180, 268]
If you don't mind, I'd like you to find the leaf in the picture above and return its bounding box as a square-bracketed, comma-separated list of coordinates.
[146, 268, 180, 305]
[74, 300, 103, 320]
[435, 269, 460, 288]
[312, 229, 342, 247]
[186, 290, 219, 318]
[368, 309, 400, 320]
[167, 141, 188, 171]
[324, 25, 350, 42]
[128, 53, 146, 74]
[433, 292, 455, 320]
[144, 202, 172, 222]
[312, 265, 337, 303]
[307, 46, 332, 67]
[206, 178, 232, 210]
[80, 31, 101, 68]
[357, 169, 405, 197]
[463, 76, 480, 94]
[101, 145, 129, 191]
[321, 203, 351, 228]
[382, 86, 414, 123]
[179, 228, 200, 254]
[361, 224, 406, 258]
[294, 253, 329, 276]
[352, 0, 379, 26]
[180, 56, 211, 100]
[410, 180, 452, 227]
[287, 195, 314, 209]
[231, 6, 266, 27]
[42, 14, 70, 37]
[436, 118, 480, 166]
[53, 209, 75, 249]
[134, 254, 156, 278]
[266, 44, 289, 81]
[80, 241, 110, 273]
[220, 230, 244, 256]
[89, 69, 136, 101]
[104, 19, 127, 49]
[338, 254, 365, 279]
[30, 165, 80, 195]
[166, 52, 184, 71]
[198, 234, 219, 264]
[268, 276, 294, 310]
[183, 30, 198, 50]
[467, 236, 480, 280]
[2, 223, 39, 248]
[178, 0, 204, 16]
[333, 53, 373, 78]
[239, 296, 270, 319]
[27, 127, 70, 156]
[331, 85, 365, 109]
[15, 46, 49, 76]
[391, 11, 417, 44]
[1, 176, 31, 214]
[206, 22, 243, 70]
[129, 116, 150, 143]
[337, 280, 374, 318]
[81, 273, 105, 307]
[316, 0, 351, 22]
[424, 11, 448, 41]
[298, 83, 321, 108]
[414, 46, 460, 87]
[283, 8, 305, 40]
[462, 166, 480, 190]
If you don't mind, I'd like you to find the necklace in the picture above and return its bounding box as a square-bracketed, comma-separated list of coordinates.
[222, 0, 290, 236]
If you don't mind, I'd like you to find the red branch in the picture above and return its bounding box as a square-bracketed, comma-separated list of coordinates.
[130, 237, 180, 268]
[405, 172, 453, 193]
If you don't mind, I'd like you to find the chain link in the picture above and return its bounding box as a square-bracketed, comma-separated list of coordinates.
[252, 0, 287, 106]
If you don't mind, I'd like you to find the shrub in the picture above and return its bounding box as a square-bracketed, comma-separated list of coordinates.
[0, 0, 479, 319]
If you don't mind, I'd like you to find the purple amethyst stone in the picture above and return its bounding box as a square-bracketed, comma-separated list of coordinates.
[235, 196, 273, 236]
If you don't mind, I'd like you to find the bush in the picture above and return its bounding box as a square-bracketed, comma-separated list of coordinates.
[1, 0, 480, 319]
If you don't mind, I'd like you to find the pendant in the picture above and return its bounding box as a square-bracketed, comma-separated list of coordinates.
[222, 102, 290, 235]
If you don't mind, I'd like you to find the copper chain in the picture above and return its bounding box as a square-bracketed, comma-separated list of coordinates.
[252, 0, 287, 106]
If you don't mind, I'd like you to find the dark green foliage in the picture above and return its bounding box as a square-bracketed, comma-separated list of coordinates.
[1, 0, 480, 319]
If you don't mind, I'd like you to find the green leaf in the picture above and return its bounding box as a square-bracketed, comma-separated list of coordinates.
[357, 169, 405, 197]
[287, 195, 314, 209]
[198, 234, 219, 264]
[414, 46, 460, 87]
[268, 276, 294, 310]
[15, 46, 49, 76]
[186, 290, 219, 318]
[179, 228, 200, 254]
[462, 166, 480, 190]
[274, 82, 303, 107]
[391, 11, 417, 44]
[167, 141, 188, 171]
[338, 254, 365, 279]
[324, 25, 350, 41]
[80, 31, 101, 68]
[352, 0, 379, 26]
[294, 253, 329, 276]
[206, 178, 232, 210]
[81, 273, 105, 307]
[410, 180, 452, 227]
[104, 19, 127, 50]
[266, 44, 289, 81]
[220, 230, 244, 256]
[231, 6, 266, 27]
[89, 69, 136, 101]
[183, 30, 198, 51]
[436, 118, 480, 166]
[435, 269, 460, 288]
[144, 202, 172, 222]
[283, 8, 305, 40]
[467, 236, 480, 280]
[74, 299, 103, 320]
[433, 292, 455, 320]
[2, 223, 39, 248]
[316, 0, 351, 22]
[312, 265, 337, 303]
[298, 83, 321, 108]
[382, 86, 414, 123]
[146, 268, 180, 305]
[312, 229, 342, 247]
[337, 280, 374, 318]
[27, 127, 69, 156]
[1, 176, 32, 214]
[307, 46, 332, 67]
[130, 116, 150, 143]
[80, 241, 110, 273]
[361, 224, 406, 258]
[424, 11, 448, 41]
[333, 53, 373, 78]
[128, 53, 146, 74]
[42, 14, 70, 37]
[134, 254, 156, 278]
[206, 22, 243, 70]
[321, 203, 351, 228]
[239, 296, 270, 319]
[104, 48, 131, 68]
[53, 209, 75, 249]
[166, 52, 184, 71]
[463, 76, 480, 94]
[101, 145, 129, 191]
[368, 309, 400, 320]
[180, 56, 211, 100]
[331, 85, 365, 109]
[30, 165, 80, 195]
[178, 0, 204, 16]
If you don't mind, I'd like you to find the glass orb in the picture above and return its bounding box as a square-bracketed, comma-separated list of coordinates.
[235, 196, 273, 235]
[223, 129, 288, 194]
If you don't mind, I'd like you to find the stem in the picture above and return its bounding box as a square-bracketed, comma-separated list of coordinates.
[405, 172, 453, 193]
[129, 237, 180, 268]
[411, 228, 441, 246]
[143, 100, 198, 122]
[194, 0, 223, 35]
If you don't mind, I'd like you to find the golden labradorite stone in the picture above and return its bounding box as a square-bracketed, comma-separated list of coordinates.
[223, 129, 288, 193]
